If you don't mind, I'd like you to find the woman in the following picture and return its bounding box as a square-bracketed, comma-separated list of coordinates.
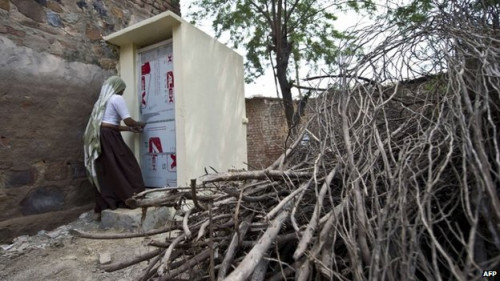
[83, 76, 146, 214]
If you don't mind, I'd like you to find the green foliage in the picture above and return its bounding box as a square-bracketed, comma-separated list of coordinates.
[186, 0, 375, 128]
[389, 0, 433, 25]
[187, 0, 375, 83]
[388, 0, 500, 28]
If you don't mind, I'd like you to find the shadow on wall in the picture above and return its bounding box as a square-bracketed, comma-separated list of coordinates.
[0, 36, 110, 243]
[0, 0, 181, 242]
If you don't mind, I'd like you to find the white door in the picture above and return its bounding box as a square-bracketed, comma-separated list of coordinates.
[137, 40, 176, 187]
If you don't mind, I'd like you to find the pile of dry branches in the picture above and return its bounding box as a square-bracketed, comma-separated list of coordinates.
[73, 2, 499, 280]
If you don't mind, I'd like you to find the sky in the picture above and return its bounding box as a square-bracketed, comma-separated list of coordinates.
[179, 1, 372, 98]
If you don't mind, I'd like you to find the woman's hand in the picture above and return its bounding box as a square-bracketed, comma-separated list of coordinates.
[123, 118, 146, 130]
[136, 121, 146, 128]
[129, 126, 143, 133]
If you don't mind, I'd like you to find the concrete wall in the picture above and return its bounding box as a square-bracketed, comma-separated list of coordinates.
[174, 17, 247, 185]
[0, 0, 179, 243]
[105, 12, 247, 186]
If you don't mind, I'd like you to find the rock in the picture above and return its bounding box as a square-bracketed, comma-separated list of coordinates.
[64, 254, 78, 260]
[16, 242, 29, 252]
[5, 169, 34, 188]
[49, 240, 63, 248]
[20, 186, 65, 215]
[35, 0, 47, 6]
[92, 0, 107, 17]
[85, 24, 102, 41]
[110, 6, 123, 19]
[47, 1, 64, 13]
[3, 26, 26, 38]
[0, 0, 10, 11]
[76, 0, 88, 9]
[45, 161, 69, 181]
[99, 252, 112, 265]
[79, 212, 89, 220]
[0, 243, 14, 251]
[46, 225, 68, 238]
[11, 0, 46, 23]
[98, 58, 116, 70]
[62, 12, 80, 24]
[13, 235, 29, 244]
[0, 160, 12, 169]
[47, 11, 64, 27]
[100, 206, 174, 232]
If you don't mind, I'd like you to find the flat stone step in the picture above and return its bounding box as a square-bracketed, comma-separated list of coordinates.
[100, 206, 174, 232]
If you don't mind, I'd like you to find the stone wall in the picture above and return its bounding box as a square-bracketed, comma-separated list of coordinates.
[0, 0, 180, 243]
[0, 0, 180, 70]
[245, 97, 290, 170]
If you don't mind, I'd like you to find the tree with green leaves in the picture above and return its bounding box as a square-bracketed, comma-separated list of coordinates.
[186, 0, 375, 129]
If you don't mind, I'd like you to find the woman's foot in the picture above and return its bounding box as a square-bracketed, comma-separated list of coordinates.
[93, 212, 102, 222]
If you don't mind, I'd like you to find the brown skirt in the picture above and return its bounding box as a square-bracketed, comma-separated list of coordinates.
[94, 127, 145, 213]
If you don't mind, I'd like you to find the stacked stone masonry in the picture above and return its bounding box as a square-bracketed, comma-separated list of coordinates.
[0, 0, 180, 243]
[0, 0, 180, 70]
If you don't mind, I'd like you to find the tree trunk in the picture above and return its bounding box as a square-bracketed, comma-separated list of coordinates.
[277, 53, 293, 128]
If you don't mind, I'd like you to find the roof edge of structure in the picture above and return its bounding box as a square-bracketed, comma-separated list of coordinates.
[104, 11, 182, 47]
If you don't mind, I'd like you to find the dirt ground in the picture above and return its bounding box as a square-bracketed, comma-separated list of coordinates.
[0, 209, 167, 281]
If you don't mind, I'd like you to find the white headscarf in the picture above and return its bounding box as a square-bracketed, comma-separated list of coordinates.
[83, 76, 126, 191]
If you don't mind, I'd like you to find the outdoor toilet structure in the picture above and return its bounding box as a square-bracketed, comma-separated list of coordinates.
[104, 11, 248, 188]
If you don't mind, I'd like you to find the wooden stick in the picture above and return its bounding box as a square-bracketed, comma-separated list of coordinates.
[265, 179, 311, 221]
[196, 219, 210, 241]
[250, 256, 270, 281]
[268, 127, 308, 171]
[191, 179, 207, 210]
[158, 247, 215, 281]
[209, 201, 216, 281]
[266, 259, 302, 281]
[147, 238, 227, 249]
[138, 249, 164, 281]
[293, 167, 337, 260]
[295, 258, 311, 281]
[217, 214, 253, 281]
[183, 208, 193, 238]
[223, 209, 290, 281]
[69, 223, 181, 239]
[221, 187, 288, 202]
[311, 199, 346, 256]
[240, 232, 298, 248]
[126, 192, 183, 208]
[201, 170, 311, 183]
[100, 248, 163, 272]
[157, 234, 186, 275]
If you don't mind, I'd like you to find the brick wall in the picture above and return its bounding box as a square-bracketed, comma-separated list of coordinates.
[245, 97, 290, 169]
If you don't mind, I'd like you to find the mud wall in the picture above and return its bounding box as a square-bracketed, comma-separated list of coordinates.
[0, 0, 180, 243]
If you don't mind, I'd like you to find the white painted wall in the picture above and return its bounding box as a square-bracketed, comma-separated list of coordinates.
[173, 18, 247, 186]
[104, 11, 247, 186]
[118, 44, 140, 157]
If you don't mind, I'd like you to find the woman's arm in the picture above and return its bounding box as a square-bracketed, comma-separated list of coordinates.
[123, 117, 146, 132]
[118, 125, 132, 132]
[123, 117, 145, 128]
